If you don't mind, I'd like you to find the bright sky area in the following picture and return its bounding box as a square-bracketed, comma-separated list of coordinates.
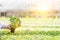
[0, 0, 60, 11]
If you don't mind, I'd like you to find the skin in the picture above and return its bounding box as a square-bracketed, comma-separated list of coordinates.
[1, 25, 11, 30]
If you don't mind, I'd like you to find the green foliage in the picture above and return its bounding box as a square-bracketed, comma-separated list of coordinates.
[9, 16, 21, 28]
[0, 29, 60, 40]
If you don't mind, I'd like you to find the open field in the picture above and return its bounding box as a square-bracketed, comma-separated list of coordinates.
[0, 17, 60, 40]
[0, 27, 60, 40]
[0, 17, 60, 27]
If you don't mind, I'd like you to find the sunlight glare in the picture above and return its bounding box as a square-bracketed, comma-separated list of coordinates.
[38, 4, 48, 11]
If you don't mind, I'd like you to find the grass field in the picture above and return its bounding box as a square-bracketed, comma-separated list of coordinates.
[0, 27, 60, 40]
[0, 17, 60, 40]
[0, 17, 60, 27]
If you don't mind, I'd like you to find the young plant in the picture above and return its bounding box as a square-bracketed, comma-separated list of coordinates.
[9, 16, 21, 33]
